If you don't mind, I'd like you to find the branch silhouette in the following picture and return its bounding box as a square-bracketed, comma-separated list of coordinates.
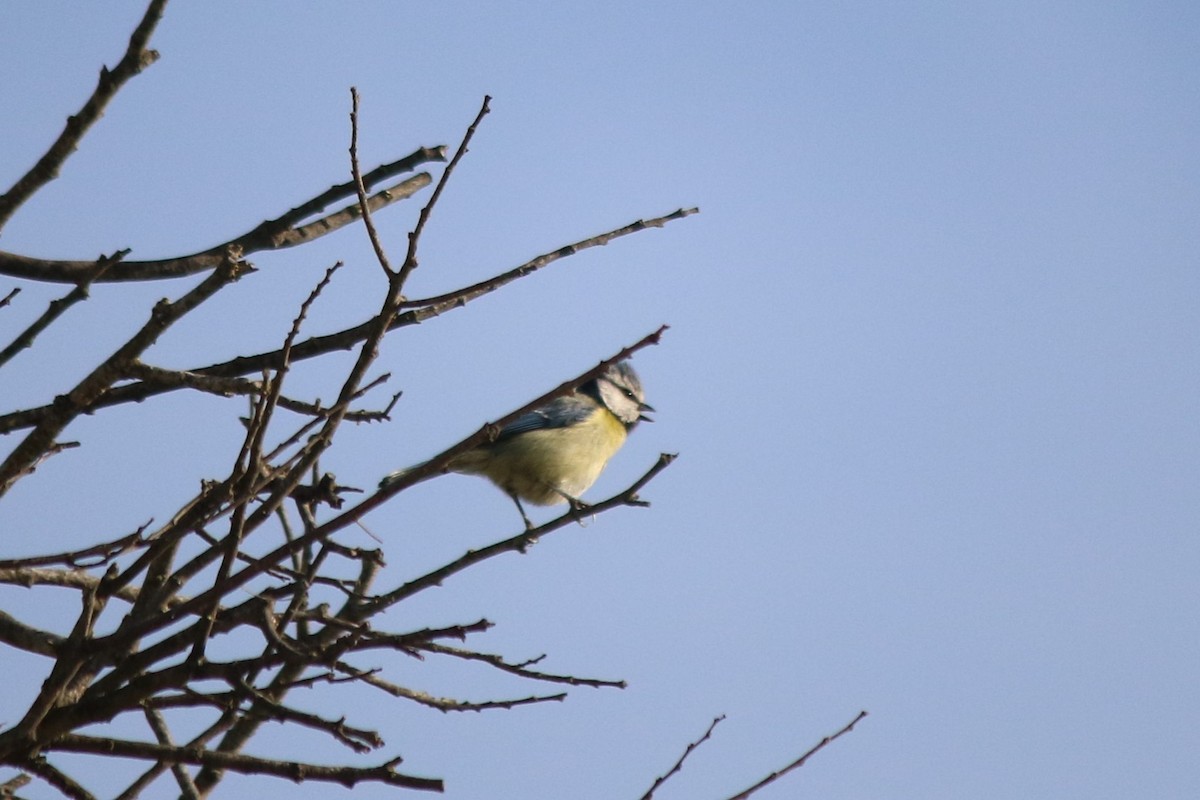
[0, 3, 861, 799]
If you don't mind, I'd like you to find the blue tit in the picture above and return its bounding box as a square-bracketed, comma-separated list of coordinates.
[380, 361, 653, 528]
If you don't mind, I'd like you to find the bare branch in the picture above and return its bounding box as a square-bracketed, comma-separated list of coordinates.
[113, 712, 237, 800]
[0, 251, 124, 369]
[253, 172, 432, 252]
[247, 147, 444, 239]
[399, 96, 491, 285]
[638, 715, 724, 800]
[723, 711, 869, 800]
[349, 89, 396, 277]
[0, 567, 148, 608]
[6, 582, 108, 745]
[0, 524, 149, 570]
[0, 150, 444, 283]
[141, 706, 200, 800]
[366, 452, 676, 614]
[0, 773, 31, 798]
[401, 206, 698, 309]
[0, 0, 168, 230]
[358, 618, 494, 651]
[226, 677, 383, 754]
[0, 250, 246, 499]
[0, 8, 703, 795]
[16, 758, 95, 800]
[121, 361, 368, 419]
[418, 642, 626, 689]
[51, 735, 444, 792]
[0, 608, 64, 657]
[333, 661, 569, 713]
[0, 211, 695, 435]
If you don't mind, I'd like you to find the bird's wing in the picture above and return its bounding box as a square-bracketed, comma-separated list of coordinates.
[494, 395, 596, 440]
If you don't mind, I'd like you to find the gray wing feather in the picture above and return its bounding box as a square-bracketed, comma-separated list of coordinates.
[494, 395, 596, 440]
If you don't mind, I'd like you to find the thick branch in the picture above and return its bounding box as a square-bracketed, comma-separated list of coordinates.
[5, 583, 108, 747]
[14, 757, 95, 800]
[50, 735, 443, 792]
[0, 567, 148, 608]
[0, 211, 696, 435]
[0, 152, 442, 283]
[0, 608, 64, 657]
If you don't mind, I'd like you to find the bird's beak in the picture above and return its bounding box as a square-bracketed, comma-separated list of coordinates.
[638, 402, 655, 423]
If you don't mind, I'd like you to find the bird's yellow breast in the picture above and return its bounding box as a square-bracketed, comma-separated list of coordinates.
[458, 408, 628, 506]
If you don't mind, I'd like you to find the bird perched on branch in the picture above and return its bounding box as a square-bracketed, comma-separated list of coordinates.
[379, 361, 653, 528]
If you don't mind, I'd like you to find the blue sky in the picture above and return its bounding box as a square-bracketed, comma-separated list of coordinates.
[1, 2, 1198, 798]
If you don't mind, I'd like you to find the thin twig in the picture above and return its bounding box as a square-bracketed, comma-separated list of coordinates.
[349, 89, 396, 276]
[374, 326, 669, 501]
[115, 711, 237, 800]
[332, 661, 569, 712]
[0, 773, 31, 797]
[142, 706, 200, 800]
[0, 566, 153, 608]
[0, 251, 123, 368]
[6, 582, 108, 744]
[0, 210, 696, 435]
[399, 206, 698, 309]
[0, 523, 149, 570]
[0, 0, 168, 230]
[242, 147, 444, 241]
[639, 715, 725, 800]
[419, 642, 626, 689]
[275, 173, 432, 249]
[365, 452, 676, 614]
[0, 251, 245, 498]
[398, 95, 491, 285]
[723, 710, 869, 800]
[228, 677, 383, 753]
[122, 362, 390, 420]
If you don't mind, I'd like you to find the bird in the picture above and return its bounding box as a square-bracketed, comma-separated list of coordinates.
[379, 361, 653, 528]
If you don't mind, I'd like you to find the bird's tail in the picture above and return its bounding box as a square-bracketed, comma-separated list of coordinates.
[378, 458, 447, 491]
[378, 469, 404, 491]
[378, 464, 424, 491]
